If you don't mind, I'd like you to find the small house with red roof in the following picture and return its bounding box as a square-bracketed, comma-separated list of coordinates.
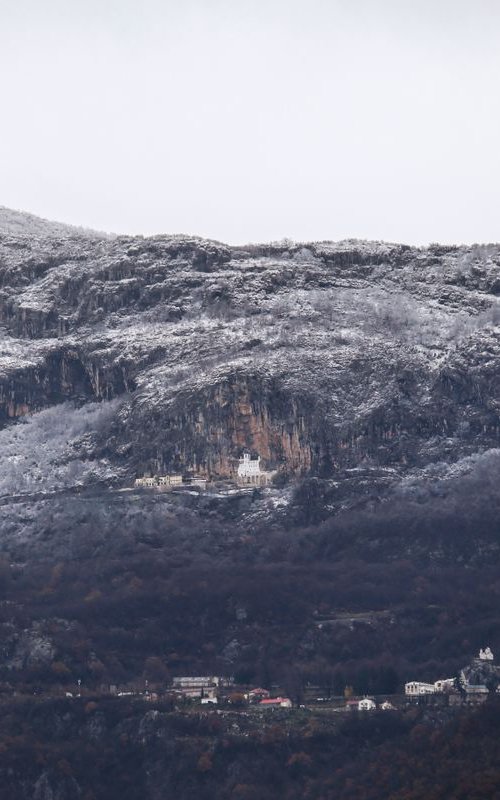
[258, 696, 292, 708]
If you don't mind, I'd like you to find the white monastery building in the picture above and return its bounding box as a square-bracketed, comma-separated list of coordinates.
[237, 453, 275, 487]
[237, 453, 262, 478]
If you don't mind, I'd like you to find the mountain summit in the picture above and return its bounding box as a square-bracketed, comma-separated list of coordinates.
[0, 205, 109, 239]
[1, 214, 500, 557]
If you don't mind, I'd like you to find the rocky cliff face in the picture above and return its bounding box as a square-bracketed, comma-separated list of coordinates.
[1, 211, 500, 502]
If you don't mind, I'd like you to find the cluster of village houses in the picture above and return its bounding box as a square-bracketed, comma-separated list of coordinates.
[115, 648, 498, 713]
[151, 676, 392, 712]
[130, 677, 398, 713]
[134, 452, 276, 491]
[169, 676, 292, 708]
[404, 647, 497, 704]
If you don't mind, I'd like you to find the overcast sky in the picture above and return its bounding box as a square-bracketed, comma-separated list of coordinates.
[1, 0, 499, 244]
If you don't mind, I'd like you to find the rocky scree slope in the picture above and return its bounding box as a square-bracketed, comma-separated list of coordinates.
[1, 211, 500, 512]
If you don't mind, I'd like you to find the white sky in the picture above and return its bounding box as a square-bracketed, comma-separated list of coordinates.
[1, 0, 499, 244]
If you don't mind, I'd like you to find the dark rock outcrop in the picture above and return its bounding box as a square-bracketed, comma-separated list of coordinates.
[1, 211, 500, 495]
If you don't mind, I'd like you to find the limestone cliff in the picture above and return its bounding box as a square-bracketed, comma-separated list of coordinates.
[1, 213, 500, 495]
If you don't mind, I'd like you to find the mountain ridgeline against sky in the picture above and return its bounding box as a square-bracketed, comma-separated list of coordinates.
[2, 209, 500, 509]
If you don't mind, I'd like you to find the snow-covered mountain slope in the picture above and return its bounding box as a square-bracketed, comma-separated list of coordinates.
[0, 205, 110, 239]
[1, 209, 500, 518]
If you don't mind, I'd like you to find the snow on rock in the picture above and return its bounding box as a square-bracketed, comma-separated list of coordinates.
[1, 209, 500, 507]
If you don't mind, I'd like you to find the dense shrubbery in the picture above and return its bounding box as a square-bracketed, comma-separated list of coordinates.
[0, 696, 499, 799]
[1, 487, 500, 697]
[1, 446, 500, 796]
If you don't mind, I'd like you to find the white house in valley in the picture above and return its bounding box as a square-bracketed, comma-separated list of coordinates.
[406, 647, 499, 702]
[404, 681, 437, 696]
[258, 696, 292, 708]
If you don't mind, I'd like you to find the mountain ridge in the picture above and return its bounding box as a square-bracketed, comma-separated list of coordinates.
[1, 208, 500, 558]
[0, 205, 113, 239]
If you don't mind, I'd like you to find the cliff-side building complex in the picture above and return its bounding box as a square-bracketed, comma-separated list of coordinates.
[406, 648, 499, 702]
[134, 474, 183, 489]
[134, 452, 276, 491]
[237, 452, 276, 487]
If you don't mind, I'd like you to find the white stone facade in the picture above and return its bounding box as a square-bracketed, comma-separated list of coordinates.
[158, 475, 183, 487]
[405, 681, 436, 696]
[135, 474, 183, 489]
[237, 452, 276, 486]
[134, 476, 157, 488]
[237, 453, 262, 478]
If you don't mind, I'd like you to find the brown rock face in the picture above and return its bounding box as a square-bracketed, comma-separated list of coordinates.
[122, 373, 317, 479]
[209, 383, 312, 475]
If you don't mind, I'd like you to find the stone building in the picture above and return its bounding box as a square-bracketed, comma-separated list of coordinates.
[157, 474, 183, 488]
[134, 474, 183, 489]
[405, 681, 437, 696]
[236, 452, 275, 487]
[171, 676, 220, 700]
[134, 476, 157, 488]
